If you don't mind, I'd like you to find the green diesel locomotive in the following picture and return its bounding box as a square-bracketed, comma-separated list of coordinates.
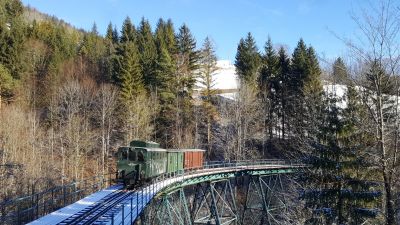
[116, 140, 205, 186]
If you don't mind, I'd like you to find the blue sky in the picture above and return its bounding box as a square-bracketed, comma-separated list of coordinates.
[21, 0, 367, 62]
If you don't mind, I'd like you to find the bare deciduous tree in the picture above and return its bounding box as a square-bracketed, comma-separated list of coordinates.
[344, 1, 400, 224]
[122, 91, 158, 143]
[219, 84, 263, 160]
[94, 84, 118, 176]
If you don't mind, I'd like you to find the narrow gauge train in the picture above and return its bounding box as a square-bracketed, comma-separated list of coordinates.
[117, 140, 205, 186]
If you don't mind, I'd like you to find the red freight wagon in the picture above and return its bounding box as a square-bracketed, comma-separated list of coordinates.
[182, 149, 205, 170]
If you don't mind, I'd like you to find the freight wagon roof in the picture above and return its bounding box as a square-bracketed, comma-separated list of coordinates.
[135, 147, 167, 152]
[167, 149, 206, 152]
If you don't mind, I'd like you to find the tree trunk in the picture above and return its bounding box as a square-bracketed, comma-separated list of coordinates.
[377, 88, 395, 225]
[269, 106, 273, 140]
[383, 170, 395, 225]
[207, 115, 212, 156]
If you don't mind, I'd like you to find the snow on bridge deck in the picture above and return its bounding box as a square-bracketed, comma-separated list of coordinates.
[28, 184, 123, 225]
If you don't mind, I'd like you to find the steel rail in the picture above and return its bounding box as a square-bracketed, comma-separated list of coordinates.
[57, 191, 132, 225]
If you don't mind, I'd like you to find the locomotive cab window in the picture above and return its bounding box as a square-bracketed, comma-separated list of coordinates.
[121, 150, 128, 160]
[138, 152, 145, 162]
[128, 150, 136, 161]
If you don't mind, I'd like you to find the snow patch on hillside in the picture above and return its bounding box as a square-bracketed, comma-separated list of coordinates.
[324, 84, 348, 108]
[214, 60, 239, 90]
[195, 60, 239, 91]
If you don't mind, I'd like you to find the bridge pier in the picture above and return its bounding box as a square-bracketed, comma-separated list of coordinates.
[241, 175, 288, 225]
[149, 188, 191, 225]
[191, 179, 237, 225]
[140, 179, 237, 225]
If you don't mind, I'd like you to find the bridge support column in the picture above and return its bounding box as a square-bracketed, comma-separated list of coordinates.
[191, 179, 237, 225]
[142, 188, 191, 225]
[241, 174, 288, 225]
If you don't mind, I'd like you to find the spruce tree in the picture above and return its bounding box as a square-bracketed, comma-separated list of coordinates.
[291, 38, 308, 95]
[289, 39, 309, 137]
[304, 46, 323, 138]
[258, 37, 278, 140]
[154, 46, 174, 91]
[171, 24, 199, 147]
[105, 22, 114, 42]
[155, 18, 167, 49]
[80, 24, 104, 62]
[235, 32, 261, 86]
[153, 20, 179, 147]
[289, 39, 323, 138]
[176, 24, 199, 89]
[305, 47, 323, 95]
[277, 47, 290, 139]
[164, 19, 178, 56]
[0, 64, 14, 108]
[112, 26, 119, 44]
[301, 89, 380, 225]
[115, 42, 144, 101]
[332, 57, 348, 84]
[120, 16, 136, 43]
[78, 24, 107, 81]
[155, 18, 177, 57]
[137, 18, 158, 89]
[199, 37, 218, 157]
[154, 45, 177, 147]
[91, 22, 99, 35]
[0, 0, 25, 79]
[104, 22, 118, 82]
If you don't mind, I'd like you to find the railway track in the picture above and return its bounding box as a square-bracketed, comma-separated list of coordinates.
[57, 190, 132, 225]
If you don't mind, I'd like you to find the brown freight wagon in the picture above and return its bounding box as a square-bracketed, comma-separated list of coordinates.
[182, 149, 206, 170]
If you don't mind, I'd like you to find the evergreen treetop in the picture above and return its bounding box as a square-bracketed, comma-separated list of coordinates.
[106, 22, 114, 41]
[291, 38, 308, 92]
[258, 37, 278, 97]
[235, 32, 261, 86]
[176, 24, 199, 91]
[120, 16, 136, 43]
[115, 41, 144, 100]
[137, 17, 157, 89]
[332, 57, 348, 84]
[177, 24, 199, 72]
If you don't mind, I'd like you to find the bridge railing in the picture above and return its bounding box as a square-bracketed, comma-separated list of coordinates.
[111, 159, 303, 225]
[203, 159, 301, 168]
[0, 173, 115, 225]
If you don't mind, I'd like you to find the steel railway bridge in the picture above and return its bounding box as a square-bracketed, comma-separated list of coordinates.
[1, 160, 305, 225]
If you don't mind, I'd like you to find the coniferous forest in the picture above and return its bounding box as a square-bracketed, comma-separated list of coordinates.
[1, 0, 400, 224]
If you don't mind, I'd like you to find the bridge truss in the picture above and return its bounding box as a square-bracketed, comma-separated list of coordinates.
[135, 163, 302, 225]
